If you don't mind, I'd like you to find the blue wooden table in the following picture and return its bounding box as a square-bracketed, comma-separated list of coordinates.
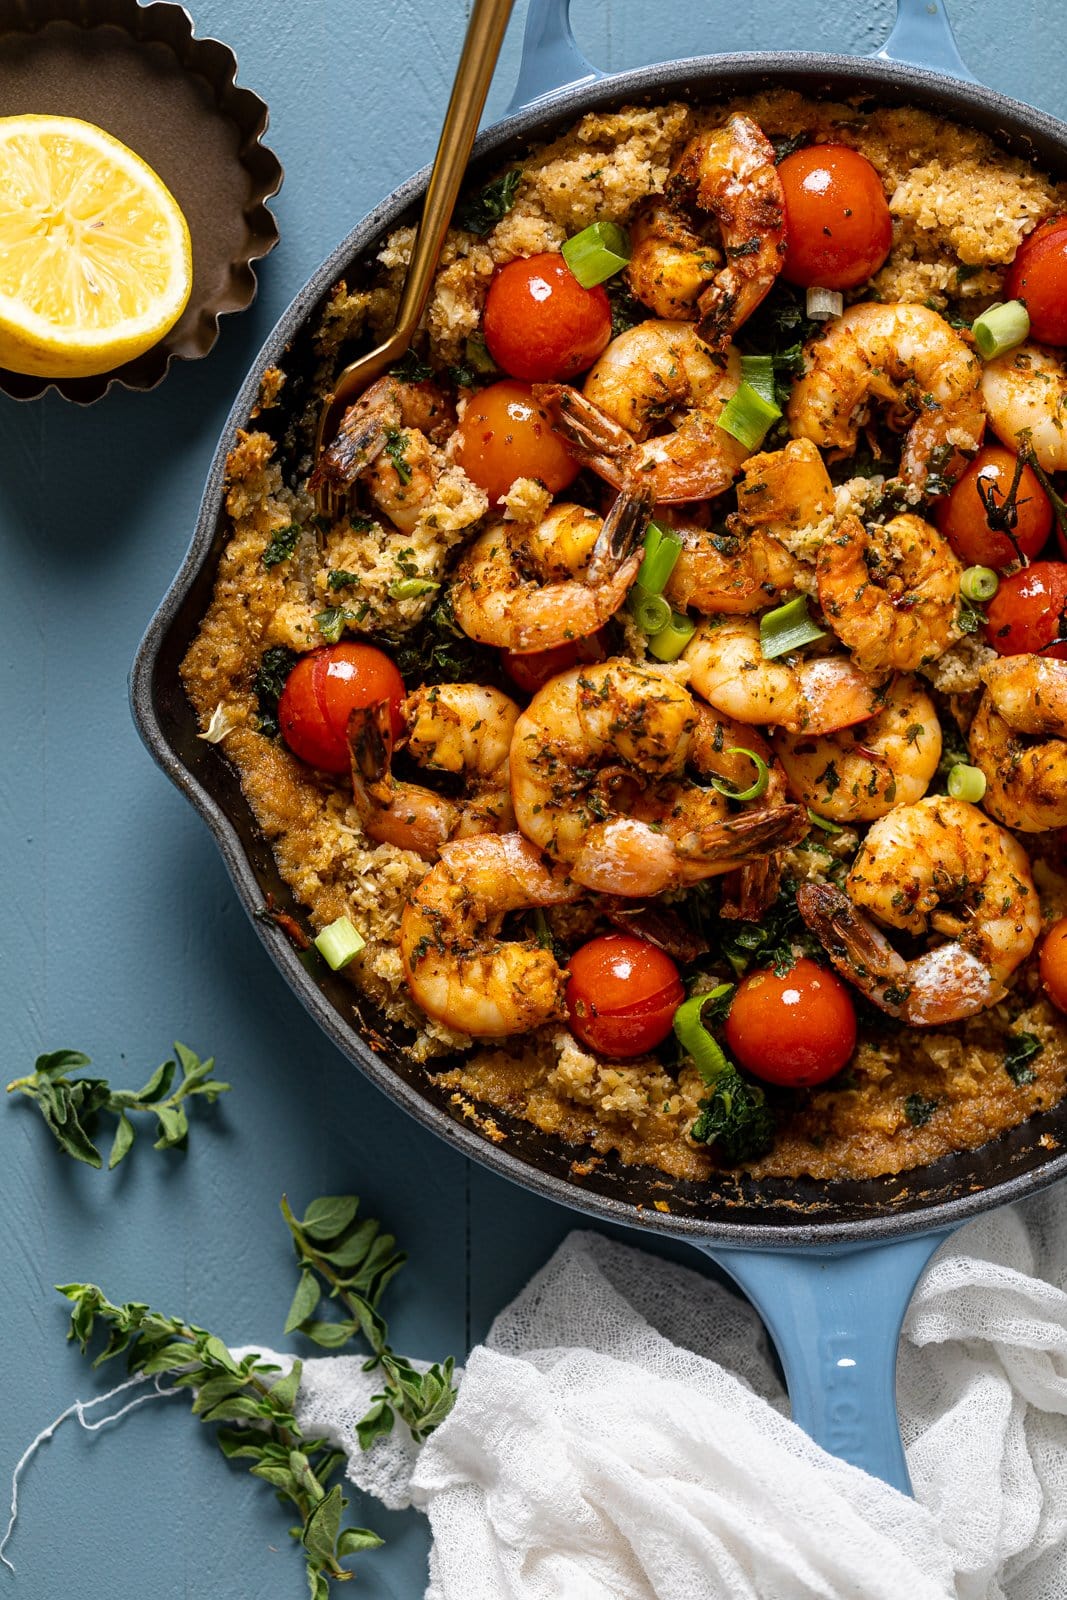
[0, 0, 1059, 1593]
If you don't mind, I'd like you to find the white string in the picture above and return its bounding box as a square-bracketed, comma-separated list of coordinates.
[0, 1374, 179, 1574]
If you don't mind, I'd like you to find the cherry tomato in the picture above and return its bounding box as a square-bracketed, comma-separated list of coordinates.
[1005, 217, 1067, 346]
[502, 629, 609, 696]
[985, 561, 1067, 659]
[723, 957, 856, 1087]
[935, 446, 1053, 570]
[278, 643, 405, 773]
[453, 379, 581, 507]
[1039, 917, 1067, 1013]
[778, 145, 893, 290]
[565, 934, 684, 1059]
[483, 253, 612, 382]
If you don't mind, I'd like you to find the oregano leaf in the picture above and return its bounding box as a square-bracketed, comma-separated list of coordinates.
[302, 1483, 344, 1567]
[108, 1111, 135, 1169]
[338, 1527, 386, 1556]
[285, 1271, 321, 1334]
[300, 1195, 359, 1241]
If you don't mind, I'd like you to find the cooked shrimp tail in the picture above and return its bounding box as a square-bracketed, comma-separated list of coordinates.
[348, 700, 458, 859]
[796, 881, 918, 1016]
[585, 487, 652, 583]
[534, 381, 635, 487]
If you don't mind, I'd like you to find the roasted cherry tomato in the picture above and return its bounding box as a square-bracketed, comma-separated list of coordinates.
[565, 934, 684, 1060]
[453, 379, 580, 507]
[501, 629, 609, 696]
[1039, 917, 1067, 1013]
[483, 253, 612, 382]
[723, 957, 857, 1087]
[278, 643, 405, 773]
[985, 561, 1067, 659]
[935, 445, 1053, 570]
[1005, 217, 1067, 346]
[778, 145, 893, 290]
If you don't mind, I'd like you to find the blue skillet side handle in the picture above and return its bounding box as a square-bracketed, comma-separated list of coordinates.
[506, 0, 602, 114]
[873, 0, 980, 84]
[688, 1230, 953, 1494]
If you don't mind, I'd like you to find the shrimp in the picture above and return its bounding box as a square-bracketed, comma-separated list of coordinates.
[773, 675, 942, 822]
[625, 204, 722, 321]
[969, 655, 1067, 831]
[509, 661, 807, 895]
[982, 343, 1067, 471]
[797, 796, 1041, 1025]
[665, 114, 785, 349]
[399, 833, 580, 1037]
[787, 303, 985, 487]
[816, 512, 964, 673]
[308, 374, 455, 532]
[683, 616, 885, 734]
[348, 684, 520, 859]
[660, 440, 833, 614]
[449, 494, 646, 653]
[534, 320, 750, 503]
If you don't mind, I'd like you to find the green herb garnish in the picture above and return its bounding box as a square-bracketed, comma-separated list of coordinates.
[253, 645, 298, 737]
[389, 349, 432, 383]
[455, 167, 522, 235]
[262, 522, 302, 569]
[1005, 1032, 1043, 1085]
[676, 989, 776, 1163]
[326, 569, 361, 592]
[383, 428, 412, 486]
[904, 1092, 939, 1127]
[281, 1195, 456, 1446]
[7, 1044, 229, 1169]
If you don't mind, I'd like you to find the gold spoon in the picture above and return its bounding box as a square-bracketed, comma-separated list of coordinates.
[311, 0, 515, 515]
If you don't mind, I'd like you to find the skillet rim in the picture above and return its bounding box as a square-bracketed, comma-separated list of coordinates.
[131, 48, 1067, 1247]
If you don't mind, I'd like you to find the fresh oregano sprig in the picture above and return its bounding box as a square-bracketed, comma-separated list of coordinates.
[281, 1194, 457, 1447]
[56, 1281, 382, 1597]
[7, 1043, 230, 1169]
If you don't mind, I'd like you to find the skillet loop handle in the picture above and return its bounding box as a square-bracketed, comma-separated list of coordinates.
[507, 0, 601, 115]
[874, 0, 979, 84]
[691, 1231, 953, 1494]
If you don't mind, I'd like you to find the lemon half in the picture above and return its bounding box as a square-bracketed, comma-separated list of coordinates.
[0, 115, 193, 378]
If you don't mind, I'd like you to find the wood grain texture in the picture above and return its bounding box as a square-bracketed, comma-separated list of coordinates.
[0, 0, 1062, 1593]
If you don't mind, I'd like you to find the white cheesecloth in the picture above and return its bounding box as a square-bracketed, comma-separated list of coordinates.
[275, 1183, 1067, 1600]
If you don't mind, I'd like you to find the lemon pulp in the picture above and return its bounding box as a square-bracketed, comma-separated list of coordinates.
[0, 114, 193, 378]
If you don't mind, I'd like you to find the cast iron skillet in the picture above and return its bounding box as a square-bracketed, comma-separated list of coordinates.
[132, 0, 1067, 1493]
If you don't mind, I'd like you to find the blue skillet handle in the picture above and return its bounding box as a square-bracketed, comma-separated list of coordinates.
[507, 0, 980, 117]
[873, 0, 979, 84]
[506, 0, 602, 114]
[689, 1229, 953, 1494]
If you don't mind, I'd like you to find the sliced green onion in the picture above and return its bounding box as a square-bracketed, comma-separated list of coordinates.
[647, 610, 697, 662]
[740, 353, 777, 406]
[464, 331, 497, 376]
[561, 221, 632, 287]
[389, 577, 441, 600]
[716, 382, 782, 451]
[314, 915, 366, 971]
[710, 746, 769, 802]
[806, 808, 843, 835]
[628, 587, 672, 636]
[759, 593, 828, 659]
[960, 565, 999, 602]
[673, 986, 735, 1085]
[947, 763, 987, 803]
[972, 299, 1030, 361]
[635, 520, 682, 594]
[806, 286, 844, 320]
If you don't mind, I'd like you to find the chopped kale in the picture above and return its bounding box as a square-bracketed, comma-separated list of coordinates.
[691, 1068, 776, 1163]
[384, 428, 412, 486]
[389, 349, 433, 383]
[455, 167, 522, 235]
[1005, 1032, 1043, 1085]
[904, 1093, 939, 1127]
[771, 131, 810, 164]
[253, 645, 298, 737]
[718, 877, 816, 977]
[382, 592, 497, 687]
[327, 569, 361, 592]
[261, 522, 301, 569]
[606, 278, 647, 339]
